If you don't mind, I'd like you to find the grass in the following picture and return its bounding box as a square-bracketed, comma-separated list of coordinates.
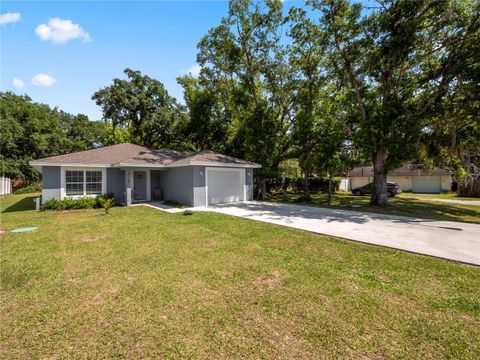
[398, 192, 480, 201]
[1, 193, 480, 359]
[267, 191, 480, 224]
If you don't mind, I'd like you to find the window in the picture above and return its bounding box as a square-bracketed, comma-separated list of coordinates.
[66, 171, 84, 196]
[65, 170, 103, 197]
[86, 171, 102, 195]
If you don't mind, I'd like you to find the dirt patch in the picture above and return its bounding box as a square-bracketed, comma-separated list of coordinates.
[255, 270, 283, 289]
[80, 234, 107, 242]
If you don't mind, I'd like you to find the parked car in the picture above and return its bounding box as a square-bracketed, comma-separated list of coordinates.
[351, 182, 402, 197]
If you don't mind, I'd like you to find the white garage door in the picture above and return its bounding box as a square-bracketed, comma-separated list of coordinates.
[412, 176, 441, 193]
[207, 168, 244, 205]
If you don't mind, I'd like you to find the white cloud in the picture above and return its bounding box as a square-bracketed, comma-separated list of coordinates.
[186, 64, 202, 77]
[12, 78, 25, 89]
[31, 74, 56, 87]
[0, 12, 21, 26]
[35, 18, 91, 44]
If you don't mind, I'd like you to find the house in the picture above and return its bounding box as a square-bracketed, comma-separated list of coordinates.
[341, 164, 452, 193]
[29, 143, 261, 207]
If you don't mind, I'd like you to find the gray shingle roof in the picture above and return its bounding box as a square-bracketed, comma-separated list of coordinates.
[30, 143, 260, 168]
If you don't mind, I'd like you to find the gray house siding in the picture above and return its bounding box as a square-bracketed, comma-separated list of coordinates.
[192, 166, 206, 207]
[42, 166, 61, 189]
[38, 164, 256, 206]
[246, 168, 254, 200]
[158, 167, 194, 206]
[106, 168, 125, 204]
[41, 166, 61, 201]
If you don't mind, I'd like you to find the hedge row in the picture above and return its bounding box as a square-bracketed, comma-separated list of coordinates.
[266, 177, 341, 193]
[40, 193, 116, 211]
[14, 185, 41, 194]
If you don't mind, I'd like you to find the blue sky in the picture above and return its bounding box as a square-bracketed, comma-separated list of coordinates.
[2, 1, 302, 120]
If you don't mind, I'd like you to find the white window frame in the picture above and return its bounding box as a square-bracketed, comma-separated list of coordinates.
[61, 167, 107, 200]
[205, 167, 246, 206]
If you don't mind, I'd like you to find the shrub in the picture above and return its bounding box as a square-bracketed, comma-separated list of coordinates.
[266, 176, 342, 194]
[164, 200, 189, 208]
[97, 195, 116, 214]
[14, 185, 41, 194]
[40, 196, 97, 211]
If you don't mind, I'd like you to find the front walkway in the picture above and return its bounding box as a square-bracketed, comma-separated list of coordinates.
[206, 201, 480, 266]
[131, 201, 188, 213]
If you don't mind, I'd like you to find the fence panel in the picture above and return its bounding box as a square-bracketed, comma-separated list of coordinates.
[0, 177, 12, 195]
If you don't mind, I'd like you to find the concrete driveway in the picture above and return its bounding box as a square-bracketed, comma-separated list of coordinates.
[207, 201, 480, 266]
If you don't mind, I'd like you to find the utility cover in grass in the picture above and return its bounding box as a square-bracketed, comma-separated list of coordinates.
[11, 227, 37, 233]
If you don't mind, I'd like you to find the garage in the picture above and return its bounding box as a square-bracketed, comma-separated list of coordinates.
[207, 168, 245, 205]
[412, 176, 441, 193]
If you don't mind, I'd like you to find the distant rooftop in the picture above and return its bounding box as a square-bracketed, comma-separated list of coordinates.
[348, 164, 451, 177]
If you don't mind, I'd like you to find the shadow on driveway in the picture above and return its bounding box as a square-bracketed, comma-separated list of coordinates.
[211, 201, 464, 231]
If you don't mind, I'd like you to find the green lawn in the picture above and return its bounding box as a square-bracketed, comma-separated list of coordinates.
[267, 192, 480, 224]
[1, 193, 480, 359]
[398, 192, 480, 202]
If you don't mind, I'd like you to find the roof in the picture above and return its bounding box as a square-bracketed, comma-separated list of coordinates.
[167, 150, 255, 167]
[30, 143, 261, 168]
[348, 164, 451, 177]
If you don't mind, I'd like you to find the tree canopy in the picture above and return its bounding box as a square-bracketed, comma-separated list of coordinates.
[92, 68, 188, 150]
[0, 92, 105, 181]
[5, 0, 479, 202]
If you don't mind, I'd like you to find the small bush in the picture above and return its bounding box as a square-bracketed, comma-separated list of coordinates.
[14, 185, 41, 194]
[183, 209, 194, 216]
[97, 195, 116, 214]
[164, 200, 189, 208]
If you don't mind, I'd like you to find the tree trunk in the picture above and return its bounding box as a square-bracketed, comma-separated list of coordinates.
[256, 177, 267, 200]
[371, 152, 389, 207]
[327, 172, 333, 204]
[303, 170, 310, 199]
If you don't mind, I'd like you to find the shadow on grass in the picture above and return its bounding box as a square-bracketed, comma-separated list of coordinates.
[1, 196, 36, 213]
[267, 192, 480, 224]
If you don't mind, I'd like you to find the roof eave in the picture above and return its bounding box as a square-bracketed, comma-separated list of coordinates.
[29, 161, 112, 168]
[166, 161, 261, 168]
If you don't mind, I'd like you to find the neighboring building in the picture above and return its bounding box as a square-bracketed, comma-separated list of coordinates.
[30, 143, 261, 207]
[342, 164, 452, 193]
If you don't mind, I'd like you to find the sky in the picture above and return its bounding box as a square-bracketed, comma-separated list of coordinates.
[1, 1, 302, 120]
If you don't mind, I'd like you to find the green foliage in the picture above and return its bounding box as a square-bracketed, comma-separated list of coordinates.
[266, 176, 341, 194]
[40, 197, 98, 211]
[302, 0, 479, 206]
[0, 92, 105, 181]
[92, 68, 188, 150]
[97, 195, 116, 214]
[13, 185, 41, 194]
[164, 200, 189, 209]
[195, 0, 295, 198]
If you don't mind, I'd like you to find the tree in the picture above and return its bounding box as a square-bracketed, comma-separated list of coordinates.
[288, 6, 327, 199]
[311, 0, 479, 206]
[422, 2, 480, 196]
[196, 0, 294, 198]
[0, 92, 104, 181]
[177, 75, 229, 152]
[92, 68, 188, 149]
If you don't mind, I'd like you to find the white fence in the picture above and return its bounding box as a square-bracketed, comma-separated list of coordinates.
[0, 177, 12, 195]
[339, 177, 351, 191]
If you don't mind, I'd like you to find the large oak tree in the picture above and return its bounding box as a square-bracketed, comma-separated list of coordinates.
[309, 0, 479, 205]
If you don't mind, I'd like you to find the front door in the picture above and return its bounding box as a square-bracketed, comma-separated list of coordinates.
[133, 171, 147, 201]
